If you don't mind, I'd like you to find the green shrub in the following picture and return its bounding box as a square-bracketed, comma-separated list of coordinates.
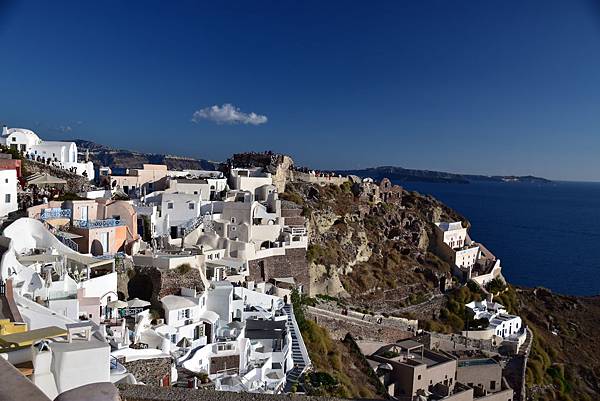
[176, 263, 192, 274]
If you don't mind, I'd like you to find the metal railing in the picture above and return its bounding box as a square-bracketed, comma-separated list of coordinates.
[73, 218, 123, 229]
[55, 233, 79, 252]
[40, 208, 72, 220]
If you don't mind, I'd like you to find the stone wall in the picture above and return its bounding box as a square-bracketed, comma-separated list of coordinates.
[209, 355, 240, 374]
[306, 308, 415, 343]
[121, 357, 172, 386]
[117, 384, 350, 401]
[121, 265, 205, 310]
[228, 152, 294, 193]
[248, 248, 310, 293]
[290, 171, 348, 187]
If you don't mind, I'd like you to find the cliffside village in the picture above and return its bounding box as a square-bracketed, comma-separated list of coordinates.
[0, 126, 527, 401]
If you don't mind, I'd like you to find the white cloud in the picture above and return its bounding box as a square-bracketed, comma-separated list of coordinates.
[192, 103, 268, 125]
[57, 125, 72, 133]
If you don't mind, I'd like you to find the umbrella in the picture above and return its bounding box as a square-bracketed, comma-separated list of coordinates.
[26, 173, 67, 186]
[127, 298, 150, 308]
[107, 300, 128, 309]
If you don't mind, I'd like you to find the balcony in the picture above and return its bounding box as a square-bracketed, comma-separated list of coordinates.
[73, 218, 123, 229]
[40, 208, 71, 220]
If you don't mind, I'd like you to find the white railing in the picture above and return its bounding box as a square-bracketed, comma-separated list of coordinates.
[287, 303, 312, 372]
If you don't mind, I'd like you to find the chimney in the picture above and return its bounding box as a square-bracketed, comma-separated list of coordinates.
[1, 125, 7, 137]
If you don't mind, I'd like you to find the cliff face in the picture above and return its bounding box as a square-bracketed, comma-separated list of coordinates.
[282, 180, 464, 318]
[515, 288, 600, 401]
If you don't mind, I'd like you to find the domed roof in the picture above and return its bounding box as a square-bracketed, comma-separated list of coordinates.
[4, 127, 41, 141]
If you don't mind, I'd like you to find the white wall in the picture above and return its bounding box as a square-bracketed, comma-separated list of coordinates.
[0, 169, 18, 217]
[455, 246, 480, 269]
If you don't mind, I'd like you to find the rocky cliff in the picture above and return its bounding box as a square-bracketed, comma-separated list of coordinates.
[281, 180, 464, 319]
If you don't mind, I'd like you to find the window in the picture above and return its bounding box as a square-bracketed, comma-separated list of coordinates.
[4, 194, 10, 203]
[193, 191, 198, 195]
[490, 381, 496, 390]
[231, 217, 236, 223]
[167, 203, 174, 209]
[178, 309, 191, 320]
[417, 375, 421, 380]
[189, 203, 195, 210]
[217, 343, 233, 351]
[11, 137, 15, 142]
[4, 178, 7, 183]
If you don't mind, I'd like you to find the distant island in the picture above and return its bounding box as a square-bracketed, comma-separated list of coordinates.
[338, 166, 551, 184]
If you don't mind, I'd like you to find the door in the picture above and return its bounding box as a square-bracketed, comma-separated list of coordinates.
[100, 232, 109, 254]
[81, 206, 88, 222]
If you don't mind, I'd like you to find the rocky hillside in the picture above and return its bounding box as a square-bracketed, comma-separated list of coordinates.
[515, 288, 600, 401]
[70, 139, 221, 171]
[281, 180, 464, 319]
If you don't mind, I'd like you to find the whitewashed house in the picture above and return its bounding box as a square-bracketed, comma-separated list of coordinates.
[0, 125, 94, 179]
[0, 169, 18, 217]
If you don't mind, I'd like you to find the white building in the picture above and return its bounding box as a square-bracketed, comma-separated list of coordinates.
[465, 299, 523, 340]
[0, 125, 94, 179]
[143, 191, 206, 238]
[489, 314, 522, 339]
[166, 176, 228, 201]
[229, 168, 273, 195]
[0, 169, 18, 217]
[435, 221, 467, 249]
[465, 300, 506, 320]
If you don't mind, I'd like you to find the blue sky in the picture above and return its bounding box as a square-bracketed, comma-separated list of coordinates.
[1, 0, 599, 181]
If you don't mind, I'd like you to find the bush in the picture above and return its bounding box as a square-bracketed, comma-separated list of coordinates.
[485, 278, 506, 294]
[176, 263, 192, 274]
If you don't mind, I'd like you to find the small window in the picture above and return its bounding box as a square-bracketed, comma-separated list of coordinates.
[194, 191, 198, 195]
[167, 203, 174, 209]
[490, 381, 496, 390]
[417, 375, 421, 380]
[5, 194, 10, 203]
[189, 203, 195, 210]
[231, 217, 236, 223]
[4, 178, 8, 183]
[12, 137, 16, 142]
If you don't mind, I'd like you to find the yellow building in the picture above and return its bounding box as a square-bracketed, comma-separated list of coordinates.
[0, 319, 28, 336]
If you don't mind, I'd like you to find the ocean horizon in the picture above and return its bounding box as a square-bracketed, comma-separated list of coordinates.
[396, 180, 600, 297]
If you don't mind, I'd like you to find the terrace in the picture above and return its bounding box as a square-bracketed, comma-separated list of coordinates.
[72, 218, 123, 229]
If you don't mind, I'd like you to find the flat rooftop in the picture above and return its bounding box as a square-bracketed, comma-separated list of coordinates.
[457, 358, 498, 368]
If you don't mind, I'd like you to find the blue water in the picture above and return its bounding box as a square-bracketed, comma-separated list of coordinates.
[397, 181, 600, 296]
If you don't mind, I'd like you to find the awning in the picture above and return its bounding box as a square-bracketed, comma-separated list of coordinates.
[0, 326, 67, 347]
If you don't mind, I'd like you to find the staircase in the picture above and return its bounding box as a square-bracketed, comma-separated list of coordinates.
[283, 303, 310, 392]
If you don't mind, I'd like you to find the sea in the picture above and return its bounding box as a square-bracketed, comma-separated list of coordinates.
[395, 180, 600, 297]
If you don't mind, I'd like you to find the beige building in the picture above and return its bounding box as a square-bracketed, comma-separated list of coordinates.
[109, 164, 169, 196]
[363, 339, 514, 401]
